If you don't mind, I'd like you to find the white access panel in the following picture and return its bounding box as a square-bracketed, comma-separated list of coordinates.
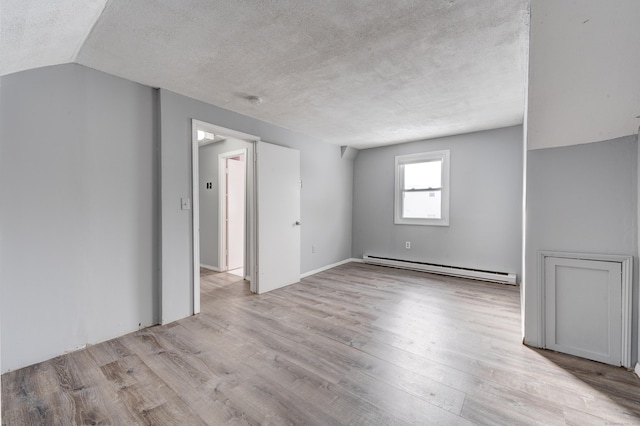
[256, 142, 301, 294]
[544, 257, 622, 366]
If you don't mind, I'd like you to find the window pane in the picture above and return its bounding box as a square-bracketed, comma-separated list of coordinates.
[404, 160, 441, 190]
[395, 150, 449, 226]
[403, 191, 441, 219]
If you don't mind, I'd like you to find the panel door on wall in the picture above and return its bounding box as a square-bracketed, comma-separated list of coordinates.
[256, 142, 301, 294]
[544, 257, 622, 366]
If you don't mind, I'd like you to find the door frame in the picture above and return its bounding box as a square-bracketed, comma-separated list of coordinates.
[191, 119, 259, 314]
[537, 250, 633, 367]
[218, 149, 247, 272]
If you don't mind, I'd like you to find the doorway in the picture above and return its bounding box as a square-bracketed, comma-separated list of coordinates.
[191, 120, 303, 314]
[192, 120, 259, 314]
[218, 150, 246, 277]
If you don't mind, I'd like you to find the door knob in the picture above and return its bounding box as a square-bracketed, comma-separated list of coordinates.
[295, 221, 302, 226]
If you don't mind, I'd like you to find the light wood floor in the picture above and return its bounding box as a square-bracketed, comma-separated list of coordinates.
[3, 263, 640, 425]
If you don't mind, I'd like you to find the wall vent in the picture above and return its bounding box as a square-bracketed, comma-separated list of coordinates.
[363, 255, 517, 285]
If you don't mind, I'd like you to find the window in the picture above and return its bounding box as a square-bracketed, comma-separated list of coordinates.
[395, 150, 450, 226]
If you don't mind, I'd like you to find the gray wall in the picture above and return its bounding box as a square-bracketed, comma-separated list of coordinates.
[0, 64, 158, 372]
[524, 135, 639, 363]
[198, 138, 253, 269]
[0, 65, 353, 371]
[160, 89, 354, 324]
[353, 126, 523, 279]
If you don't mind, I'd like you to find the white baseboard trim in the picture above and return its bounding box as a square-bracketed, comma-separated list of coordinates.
[635, 363, 640, 378]
[200, 264, 220, 272]
[301, 258, 362, 279]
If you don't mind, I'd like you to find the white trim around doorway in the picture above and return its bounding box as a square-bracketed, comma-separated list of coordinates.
[191, 119, 259, 315]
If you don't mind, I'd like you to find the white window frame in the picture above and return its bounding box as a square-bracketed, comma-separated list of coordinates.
[394, 150, 450, 226]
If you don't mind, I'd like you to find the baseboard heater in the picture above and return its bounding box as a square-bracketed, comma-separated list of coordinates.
[363, 255, 517, 285]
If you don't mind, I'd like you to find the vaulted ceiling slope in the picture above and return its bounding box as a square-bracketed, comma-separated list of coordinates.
[527, 0, 640, 150]
[2, 0, 529, 149]
[1, 0, 109, 76]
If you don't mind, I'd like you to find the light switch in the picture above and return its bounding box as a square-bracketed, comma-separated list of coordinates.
[181, 198, 191, 210]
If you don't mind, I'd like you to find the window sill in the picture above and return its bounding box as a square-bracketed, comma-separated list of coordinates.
[394, 218, 449, 226]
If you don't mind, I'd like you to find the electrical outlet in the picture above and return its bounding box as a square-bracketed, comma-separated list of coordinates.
[405, 241, 411, 249]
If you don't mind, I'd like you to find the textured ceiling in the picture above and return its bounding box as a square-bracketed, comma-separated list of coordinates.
[2, 0, 529, 149]
[0, 0, 108, 75]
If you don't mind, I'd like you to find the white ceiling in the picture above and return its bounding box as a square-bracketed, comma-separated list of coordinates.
[1, 0, 108, 75]
[2, 0, 529, 149]
[527, 0, 640, 150]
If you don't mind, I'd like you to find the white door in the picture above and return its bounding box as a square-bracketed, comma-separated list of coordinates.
[256, 142, 301, 294]
[226, 157, 245, 271]
[544, 257, 622, 365]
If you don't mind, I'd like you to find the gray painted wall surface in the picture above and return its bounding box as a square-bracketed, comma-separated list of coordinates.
[0, 64, 158, 372]
[524, 135, 639, 363]
[160, 89, 354, 324]
[352, 126, 523, 278]
[198, 138, 252, 269]
[637, 137, 640, 368]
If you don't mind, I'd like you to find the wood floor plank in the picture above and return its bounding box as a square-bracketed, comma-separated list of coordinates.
[51, 353, 112, 425]
[100, 352, 207, 425]
[1, 362, 66, 426]
[120, 332, 259, 425]
[3, 262, 640, 425]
